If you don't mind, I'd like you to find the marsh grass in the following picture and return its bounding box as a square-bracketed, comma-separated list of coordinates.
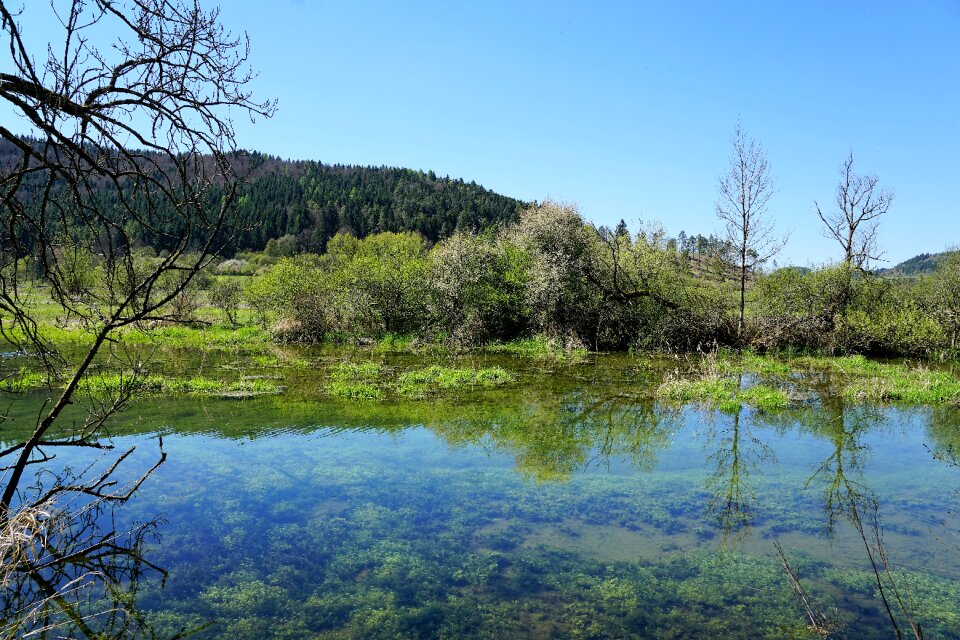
[371, 333, 449, 355]
[125, 325, 271, 350]
[484, 335, 587, 362]
[251, 352, 311, 369]
[74, 372, 281, 398]
[2, 315, 272, 352]
[715, 351, 794, 376]
[840, 365, 960, 404]
[710, 352, 960, 406]
[657, 375, 789, 413]
[396, 365, 513, 397]
[0, 368, 48, 393]
[322, 361, 514, 400]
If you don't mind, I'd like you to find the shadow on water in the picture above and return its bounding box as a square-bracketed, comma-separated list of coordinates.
[1, 353, 959, 638]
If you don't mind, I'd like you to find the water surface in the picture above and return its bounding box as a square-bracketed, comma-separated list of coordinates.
[5, 353, 959, 639]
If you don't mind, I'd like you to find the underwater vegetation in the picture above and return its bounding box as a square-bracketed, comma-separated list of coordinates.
[3, 350, 959, 639]
[118, 404, 960, 640]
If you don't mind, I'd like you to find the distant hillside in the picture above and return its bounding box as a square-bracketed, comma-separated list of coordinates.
[881, 250, 958, 276]
[224, 152, 527, 253]
[0, 137, 526, 254]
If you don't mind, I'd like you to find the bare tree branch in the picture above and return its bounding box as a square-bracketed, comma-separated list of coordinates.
[0, 1, 273, 635]
[716, 123, 786, 340]
[815, 151, 893, 271]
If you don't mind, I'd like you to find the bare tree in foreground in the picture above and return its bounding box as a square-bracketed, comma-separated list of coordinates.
[0, 0, 273, 635]
[716, 124, 785, 340]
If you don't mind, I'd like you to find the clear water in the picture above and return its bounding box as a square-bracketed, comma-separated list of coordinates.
[4, 353, 959, 639]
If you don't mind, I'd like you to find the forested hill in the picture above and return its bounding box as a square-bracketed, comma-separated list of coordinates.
[0, 137, 526, 253]
[881, 250, 958, 276]
[225, 152, 526, 252]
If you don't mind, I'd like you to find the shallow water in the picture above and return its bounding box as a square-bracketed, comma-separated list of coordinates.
[3, 353, 959, 638]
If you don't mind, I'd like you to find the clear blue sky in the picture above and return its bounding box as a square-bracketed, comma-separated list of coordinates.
[7, 1, 959, 266]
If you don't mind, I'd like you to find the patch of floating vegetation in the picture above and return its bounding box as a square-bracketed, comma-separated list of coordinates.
[325, 381, 384, 400]
[78, 373, 281, 398]
[329, 361, 383, 382]
[702, 352, 960, 406]
[1, 368, 280, 398]
[483, 335, 587, 362]
[657, 375, 789, 413]
[324, 361, 386, 400]
[0, 368, 47, 393]
[736, 383, 791, 411]
[396, 365, 513, 397]
[322, 361, 514, 400]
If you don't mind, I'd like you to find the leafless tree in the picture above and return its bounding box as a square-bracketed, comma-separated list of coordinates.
[0, 0, 273, 634]
[716, 124, 785, 340]
[814, 152, 894, 322]
[816, 152, 894, 272]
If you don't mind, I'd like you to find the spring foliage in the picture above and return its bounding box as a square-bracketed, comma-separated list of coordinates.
[231, 202, 959, 357]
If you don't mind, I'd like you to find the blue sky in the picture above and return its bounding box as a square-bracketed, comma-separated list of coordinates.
[7, 1, 959, 265]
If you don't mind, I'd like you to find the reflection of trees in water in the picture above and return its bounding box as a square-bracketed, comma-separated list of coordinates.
[0, 361, 175, 637]
[928, 406, 960, 553]
[704, 403, 774, 541]
[430, 392, 679, 482]
[0, 462, 181, 639]
[927, 406, 960, 470]
[460, 380, 951, 638]
[795, 399, 926, 639]
[802, 400, 879, 535]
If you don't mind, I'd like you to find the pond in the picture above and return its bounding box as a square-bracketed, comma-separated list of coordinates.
[4, 353, 959, 639]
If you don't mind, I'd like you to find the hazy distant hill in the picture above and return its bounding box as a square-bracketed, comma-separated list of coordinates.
[881, 250, 958, 276]
[0, 137, 526, 254]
